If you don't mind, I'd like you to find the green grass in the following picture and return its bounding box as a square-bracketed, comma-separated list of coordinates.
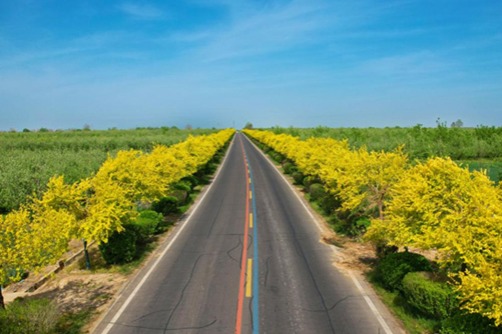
[54, 309, 94, 334]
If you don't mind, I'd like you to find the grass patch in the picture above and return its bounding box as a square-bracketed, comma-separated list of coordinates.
[0, 298, 58, 334]
[0, 298, 94, 334]
[54, 308, 93, 334]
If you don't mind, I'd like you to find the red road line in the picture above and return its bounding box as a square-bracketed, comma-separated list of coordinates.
[235, 137, 251, 334]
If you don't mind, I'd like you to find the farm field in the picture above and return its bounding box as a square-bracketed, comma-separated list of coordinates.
[267, 124, 502, 183]
[0, 127, 216, 213]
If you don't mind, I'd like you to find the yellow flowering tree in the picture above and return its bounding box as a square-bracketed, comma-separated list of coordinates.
[365, 157, 502, 325]
[0, 203, 73, 308]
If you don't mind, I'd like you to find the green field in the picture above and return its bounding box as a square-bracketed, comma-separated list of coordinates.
[267, 124, 502, 160]
[266, 125, 502, 182]
[0, 127, 216, 213]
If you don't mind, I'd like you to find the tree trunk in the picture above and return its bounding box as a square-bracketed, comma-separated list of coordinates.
[0, 286, 5, 309]
[83, 240, 91, 270]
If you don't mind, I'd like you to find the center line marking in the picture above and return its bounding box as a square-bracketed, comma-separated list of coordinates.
[249, 213, 253, 228]
[246, 259, 253, 298]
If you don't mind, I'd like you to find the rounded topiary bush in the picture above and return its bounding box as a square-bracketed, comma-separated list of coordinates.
[132, 210, 163, 241]
[181, 175, 199, 190]
[375, 251, 432, 291]
[99, 227, 137, 264]
[309, 183, 327, 201]
[151, 196, 179, 216]
[282, 161, 296, 174]
[303, 175, 317, 188]
[440, 312, 502, 334]
[401, 272, 458, 320]
[292, 171, 304, 185]
[270, 152, 284, 163]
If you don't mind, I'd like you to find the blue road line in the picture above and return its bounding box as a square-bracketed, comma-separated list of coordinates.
[246, 154, 260, 334]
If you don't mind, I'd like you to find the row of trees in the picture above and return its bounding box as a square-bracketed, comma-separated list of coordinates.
[0, 129, 234, 308]
[244, 129, 502, 326]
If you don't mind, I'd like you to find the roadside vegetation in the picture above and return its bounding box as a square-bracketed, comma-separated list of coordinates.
[268, 121, 502, 183]
[244, 125, 502, 334]
[0, 128, 234, 333]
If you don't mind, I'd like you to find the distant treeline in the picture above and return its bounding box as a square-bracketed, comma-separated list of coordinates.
[0, 127, 216, 213]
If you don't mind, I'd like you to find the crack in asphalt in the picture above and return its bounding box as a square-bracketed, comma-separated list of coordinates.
[226, 237, 242, 264]
[109, 318, 218, 332]
[205, 195, 225, 237]
[162, 254, 210, 333]
[303, 295, 355, 313]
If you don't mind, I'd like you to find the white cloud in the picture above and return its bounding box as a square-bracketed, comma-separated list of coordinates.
[118, 2, 165, 20]
[187, 0, 335, 61]
[358, 51, 450, 77]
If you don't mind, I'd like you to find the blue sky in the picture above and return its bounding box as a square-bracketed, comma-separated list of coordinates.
[1, 0, 501, 130]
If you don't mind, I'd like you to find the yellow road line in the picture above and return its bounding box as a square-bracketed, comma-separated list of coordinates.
[249, 191, 253, 200]
[246, 259, 253, 297]
[249, 213, 253, 228]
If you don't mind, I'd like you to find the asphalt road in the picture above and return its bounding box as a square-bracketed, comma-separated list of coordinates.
[93, 132, 400, 334]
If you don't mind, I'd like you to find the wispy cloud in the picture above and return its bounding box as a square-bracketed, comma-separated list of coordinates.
[186, 1, 336, 61]
[358, 51, 450, 78]
[118, 2, 165, 20]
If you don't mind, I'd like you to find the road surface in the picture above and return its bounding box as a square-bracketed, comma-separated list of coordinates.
[93, 132, 400, 334]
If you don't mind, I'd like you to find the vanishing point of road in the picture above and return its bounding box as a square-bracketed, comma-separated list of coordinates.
[93, 132, 403, 334]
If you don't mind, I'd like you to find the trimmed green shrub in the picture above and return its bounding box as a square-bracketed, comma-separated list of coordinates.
[401, 272, 458, 320]
[282, 162, 296, 174]
[203, 162, 218, 175]
[0, 298, 59, 334]
[375, 251, 432, 291]
[309, 183, 327, 201]
[302, 175, 318, 188]
[132, 210, 163, 241]
[440, 312, 502, 334]
[181, 175, 199, 189]
[151, 196, 179, 216]
[270, 152, 284, 163]
[292, 171, 304, 185]
[99, 227, 137, 264]
[172, 181, 192, 204]
[319, 193, 341, 216]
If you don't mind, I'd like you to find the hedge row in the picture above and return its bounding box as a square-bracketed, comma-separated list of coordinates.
[98, 143, 228, 265]
[374, 251, 502, 333]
